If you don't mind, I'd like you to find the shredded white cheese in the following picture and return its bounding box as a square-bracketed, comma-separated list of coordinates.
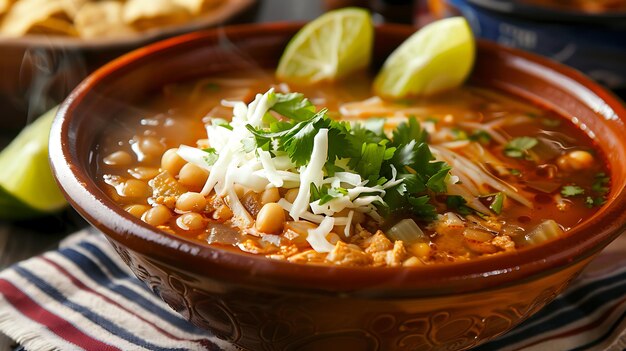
[176, 145, 213, 170]
[306, 216, 336, 253]
[290, 128, 328, 221]
[344, 210, 354, 237]
[258, 149, 284, 187]
[246, 89, 275, 127]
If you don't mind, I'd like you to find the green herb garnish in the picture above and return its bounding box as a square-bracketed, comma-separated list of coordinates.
[592, 173, 610, 195]
[470, 130, 492, 145]
[585, 196, 606, 208]
[270, 92, 316, 121]
[446, 195, 472, 215]
[451, 128, 468, 141]
[484, 192, 505, 214]
[202, 148, 219, 166]
[504, 137, 538, 159]
[245, 93, 450, 221]
[561, 185, 585, 197]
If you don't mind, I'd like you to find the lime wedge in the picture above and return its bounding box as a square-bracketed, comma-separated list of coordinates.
[374, 17, 475, 98]
[0, 107, 67, 220]
[276, 7, 373, 83]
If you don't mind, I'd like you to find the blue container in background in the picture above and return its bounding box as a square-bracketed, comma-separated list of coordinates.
[439, 0, 626, 98]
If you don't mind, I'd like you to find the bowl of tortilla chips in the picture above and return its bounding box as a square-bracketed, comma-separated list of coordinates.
[0, 0, 258, 130]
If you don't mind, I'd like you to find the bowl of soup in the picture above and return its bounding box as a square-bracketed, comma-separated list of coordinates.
[49, 23, 626, 350]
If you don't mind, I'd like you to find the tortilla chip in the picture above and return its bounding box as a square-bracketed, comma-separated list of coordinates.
[171, 0, 223, 15]
[0, 0, 75, 36]
[74, 1, 134, 38]
[123, 0, 191, 31]
[26, 17, 78, 36]
[61, 0, 88, 19]
[0, 0, 17, 17]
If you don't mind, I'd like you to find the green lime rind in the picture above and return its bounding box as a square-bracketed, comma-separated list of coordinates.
[0, 186, 48, 221]
[276, 7, 373, 83]
[0, 107, 67, 221]
[374, 17, 476, 98]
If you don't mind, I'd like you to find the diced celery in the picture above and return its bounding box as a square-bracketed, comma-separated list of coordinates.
[385, 219, 427, 244]
[525, 220, 564, 245]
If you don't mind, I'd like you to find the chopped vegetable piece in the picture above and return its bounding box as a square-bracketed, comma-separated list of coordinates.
[504, 137, 538, 159]
[488, 192, 505, 215]
[524, 220, 564, 245]
[526, 180, 561, 194]
[561, 185, 585, 197]
[149, 171, 187, 197]
[385, 218, 427, 244]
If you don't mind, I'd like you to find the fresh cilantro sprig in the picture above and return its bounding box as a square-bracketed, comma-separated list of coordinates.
[585, 173, 610, 208]
[446, 195, 473, 216]
[377, 118, 451, 220]
[201, 148, 219, 166]
[561, 185, 585, 197]
[310, 183, 349, 205]
[244, 92, 451, 222]
[592, 173, 609, 195]
[561, 173, 609, 208]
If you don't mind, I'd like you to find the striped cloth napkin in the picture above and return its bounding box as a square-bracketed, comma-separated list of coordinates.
[0, 230, 625, 351]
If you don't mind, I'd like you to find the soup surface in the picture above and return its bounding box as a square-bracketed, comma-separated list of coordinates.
[95, 71, 609, 267]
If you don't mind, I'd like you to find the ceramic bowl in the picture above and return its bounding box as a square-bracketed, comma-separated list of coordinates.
[49, 23, 626, 351]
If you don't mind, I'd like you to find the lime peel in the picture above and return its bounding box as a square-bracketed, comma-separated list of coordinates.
[276, 7, 373, 83]
[374, 17, 476, 98]
[0, 107, 67, 220]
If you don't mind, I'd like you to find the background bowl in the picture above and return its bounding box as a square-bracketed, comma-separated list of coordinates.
[434, 0, 626, 99]
[50, 23, 626, 350]
[0, 0, 257, 132]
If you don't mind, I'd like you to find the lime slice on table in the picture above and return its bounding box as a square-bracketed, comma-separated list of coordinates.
[374, 17, 475, 98]
[0, 107, 67, 220]
[276, 7, 373, 83]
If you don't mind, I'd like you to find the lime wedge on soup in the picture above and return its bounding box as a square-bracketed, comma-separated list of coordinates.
[276, 7, 373, 83]
[0, 107, 67, 220]
[374, 17, 475, 98]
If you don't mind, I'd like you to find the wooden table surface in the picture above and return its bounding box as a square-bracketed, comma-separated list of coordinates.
[0, 2, 327, 349]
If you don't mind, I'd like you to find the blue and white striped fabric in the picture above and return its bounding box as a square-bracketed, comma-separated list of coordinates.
[0, 230, 625, 351]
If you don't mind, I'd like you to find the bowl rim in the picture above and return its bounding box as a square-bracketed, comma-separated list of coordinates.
[50, 22, 626, 296]
[0, 0, 256, 50]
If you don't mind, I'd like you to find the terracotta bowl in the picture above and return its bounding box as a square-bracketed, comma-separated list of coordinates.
[50, 23, 626, 350]
[0, 0, 257, 131]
